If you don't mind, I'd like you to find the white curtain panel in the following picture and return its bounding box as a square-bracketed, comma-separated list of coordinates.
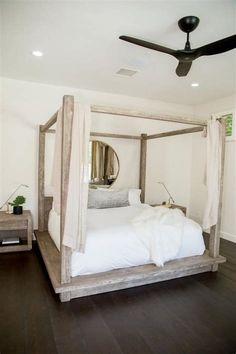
[63, 102, 91, 252]
[202, 119, 223, 230]
[51, 108, 62, 215]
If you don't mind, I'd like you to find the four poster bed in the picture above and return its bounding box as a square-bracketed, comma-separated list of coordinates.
[35, 95, 226, 302]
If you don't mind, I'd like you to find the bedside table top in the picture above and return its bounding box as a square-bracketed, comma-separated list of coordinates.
[0, 210, 32, 222]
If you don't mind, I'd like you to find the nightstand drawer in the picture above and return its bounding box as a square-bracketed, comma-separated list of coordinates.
[0, 220, 28, 230]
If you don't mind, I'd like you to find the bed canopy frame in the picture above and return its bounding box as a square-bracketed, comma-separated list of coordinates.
[36, 95, 226, 302]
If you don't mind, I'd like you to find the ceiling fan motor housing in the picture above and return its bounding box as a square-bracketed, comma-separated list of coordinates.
[178, 16, 200, 33]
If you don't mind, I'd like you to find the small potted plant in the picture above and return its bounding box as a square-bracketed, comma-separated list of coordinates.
[9, 195, 26, 215]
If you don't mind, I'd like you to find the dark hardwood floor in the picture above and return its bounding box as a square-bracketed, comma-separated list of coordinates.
[0, 238, 236, 354]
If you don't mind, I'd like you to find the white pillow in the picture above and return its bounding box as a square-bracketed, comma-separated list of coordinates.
[88, 189, 129, 209]
[97, 188, 142, 206]
[128, 189, 142, 205]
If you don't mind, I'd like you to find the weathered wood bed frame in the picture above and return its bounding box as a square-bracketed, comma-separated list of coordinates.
[35, 95, 226, 302]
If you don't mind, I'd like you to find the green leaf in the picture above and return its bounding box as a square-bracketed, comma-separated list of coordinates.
[10, 195, 26, 206]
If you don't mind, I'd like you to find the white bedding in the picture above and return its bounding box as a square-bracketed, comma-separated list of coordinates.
[48, 204, 205, 276]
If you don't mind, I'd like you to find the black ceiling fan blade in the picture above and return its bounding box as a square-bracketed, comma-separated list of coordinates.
[176, 61, 192, 77]
[119, 35, 176, 57]
[196, 35, 236, 57]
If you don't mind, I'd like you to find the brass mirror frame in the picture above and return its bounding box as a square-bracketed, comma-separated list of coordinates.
[89, 140, 120, 188]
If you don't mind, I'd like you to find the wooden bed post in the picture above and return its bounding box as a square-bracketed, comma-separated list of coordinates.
[139, 134, 147, 203]
[209, 118, 226, 271]
[60, 95, 74, 285]
[38, 126, 46, 232]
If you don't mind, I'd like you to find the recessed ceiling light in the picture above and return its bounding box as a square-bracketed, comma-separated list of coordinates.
[191, 82, 199, 87]
[32, 50, 43, 57]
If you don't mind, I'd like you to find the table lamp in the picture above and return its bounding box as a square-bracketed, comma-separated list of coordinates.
[157, 181, 175, 207]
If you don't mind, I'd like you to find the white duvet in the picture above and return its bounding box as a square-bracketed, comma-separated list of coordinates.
[48, 204, 205, 276]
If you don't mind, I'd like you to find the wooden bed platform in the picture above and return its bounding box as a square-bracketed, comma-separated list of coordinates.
[35, 230, 226, 302]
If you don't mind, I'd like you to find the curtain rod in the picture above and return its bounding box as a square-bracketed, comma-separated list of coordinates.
[146, 126, 204, 140]
[41, 104, 207, 132]
[91, 105, 207, 127]
[42, 129, 141, 140]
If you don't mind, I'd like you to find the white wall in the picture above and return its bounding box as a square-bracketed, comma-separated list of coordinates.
[0, 5, 2, 199]
[188, 133, 206, 223]
[0, 77, 3, 202]
[146, 134, 194, 207]
[192, 95, 236, 242]
[0, 77, 195, 228]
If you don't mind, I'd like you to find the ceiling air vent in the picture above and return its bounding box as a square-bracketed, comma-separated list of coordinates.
[116, 68, 137, 77]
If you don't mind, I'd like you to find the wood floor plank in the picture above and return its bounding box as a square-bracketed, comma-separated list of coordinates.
[0, 251, 58, 354]
[194, 271, 236, 307]
[91, 291, 155, 354]
[46, 301, 88, 354]
[148, 277, 236, 354]
[34, 247, 88, 354]
[114, 284, 202, 354]
[70, 296, 123, 354]
[0, 262, 26, 354]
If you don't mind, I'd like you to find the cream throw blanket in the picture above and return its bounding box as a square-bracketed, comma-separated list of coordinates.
[132, 206, 185, 267]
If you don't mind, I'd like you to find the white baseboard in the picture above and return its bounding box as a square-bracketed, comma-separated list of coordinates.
[221, 231, 236, 243]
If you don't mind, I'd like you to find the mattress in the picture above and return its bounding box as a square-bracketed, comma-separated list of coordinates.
[48, 204, 205, 276]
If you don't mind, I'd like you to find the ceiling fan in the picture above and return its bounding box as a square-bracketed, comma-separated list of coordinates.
[119, 16, 236, 77]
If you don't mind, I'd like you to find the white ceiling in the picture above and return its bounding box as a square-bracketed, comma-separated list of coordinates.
[1, 1, 235, 105]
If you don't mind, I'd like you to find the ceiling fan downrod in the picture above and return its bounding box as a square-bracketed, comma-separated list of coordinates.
[185, 33, 191, 51]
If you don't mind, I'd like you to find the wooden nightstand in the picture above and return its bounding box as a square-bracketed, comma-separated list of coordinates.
[151, 204, 187, 215]
[0, 210, 33, 253]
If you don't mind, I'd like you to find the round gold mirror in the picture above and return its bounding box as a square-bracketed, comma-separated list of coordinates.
[89, 140, 119, 188]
